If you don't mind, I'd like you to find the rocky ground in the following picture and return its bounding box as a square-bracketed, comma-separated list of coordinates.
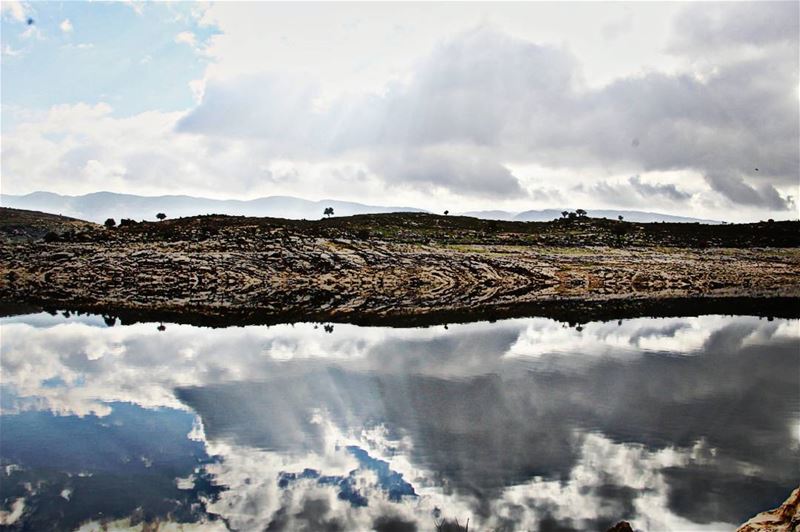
[0, 208, 97, 243]
[737, 487, 800, 532]
[1, 207, 799, 324]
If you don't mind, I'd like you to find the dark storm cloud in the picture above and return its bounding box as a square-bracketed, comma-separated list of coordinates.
[629, 175, 691, 202]
[662, 465, 793, 525]
[579, 175, 693, 207]
[705, 173, 794, 210]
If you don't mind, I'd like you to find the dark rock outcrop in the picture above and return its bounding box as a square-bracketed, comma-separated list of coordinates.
[737, 488, 800, 532]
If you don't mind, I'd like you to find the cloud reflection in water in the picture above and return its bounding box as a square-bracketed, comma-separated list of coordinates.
[0, 313, 797, 530]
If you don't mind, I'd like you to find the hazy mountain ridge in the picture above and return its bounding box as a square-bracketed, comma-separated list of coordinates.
[464, 209, 721, 224]
[0, 192, 425, 224]
[1, 191, 721, 224]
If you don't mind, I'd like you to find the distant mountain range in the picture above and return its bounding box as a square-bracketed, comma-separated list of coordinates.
[0, 191, 720, 224]
[463, 209, 721, 224]
[0, 191, 424, 224]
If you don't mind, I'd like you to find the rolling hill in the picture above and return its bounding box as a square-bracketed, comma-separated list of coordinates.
[1, 191, 722, 224]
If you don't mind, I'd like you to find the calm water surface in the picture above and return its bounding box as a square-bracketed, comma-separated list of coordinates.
[1, 312, 798, 531]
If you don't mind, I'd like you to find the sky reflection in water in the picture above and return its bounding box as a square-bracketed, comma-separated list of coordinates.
[1, 312, 798, 531]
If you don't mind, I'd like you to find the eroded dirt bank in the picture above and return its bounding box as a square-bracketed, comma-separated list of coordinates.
[2, 209, 798, 325]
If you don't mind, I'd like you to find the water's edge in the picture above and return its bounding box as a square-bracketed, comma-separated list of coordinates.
[2, 295, 798, 328]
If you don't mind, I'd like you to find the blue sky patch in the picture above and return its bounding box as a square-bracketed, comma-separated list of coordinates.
[1, 2, 218, 117]
[278, 446, 417, 507]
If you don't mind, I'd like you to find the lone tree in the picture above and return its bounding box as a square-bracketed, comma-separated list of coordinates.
[561, 211, 569, 219]
[618, 215, 624, 222]
[104, 218, 116, 229]
[156, 213, 166, 221]
[323, 207, 334, 218]
[444, 210, 449, 216]
[576, 209, 587, 218]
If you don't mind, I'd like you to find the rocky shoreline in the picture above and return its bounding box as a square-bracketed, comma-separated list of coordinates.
[737, 487, 800, 532]
[1, 209, 798, 325]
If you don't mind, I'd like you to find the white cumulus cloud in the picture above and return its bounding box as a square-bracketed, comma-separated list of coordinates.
[175, 30, 197, 47]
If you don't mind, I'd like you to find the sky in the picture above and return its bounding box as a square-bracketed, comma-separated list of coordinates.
[1, 1, 798, 221]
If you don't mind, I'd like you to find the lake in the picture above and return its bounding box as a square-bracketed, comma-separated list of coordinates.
[1, 311, 798, 531]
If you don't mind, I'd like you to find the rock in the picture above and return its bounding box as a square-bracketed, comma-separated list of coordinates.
[2, 212, 799, 321]
[631, 272, 651, 289]
[737, 487, 800, 532]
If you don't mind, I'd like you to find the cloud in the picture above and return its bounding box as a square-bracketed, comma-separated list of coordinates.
[175, 31, 197, 48]
[59, 18, 72, 33]
[19, 23, 42, 40]
[175, 23, 798, 209]
[178, 28, 580, 153]
[369, 145, 524, 198]
[176, 72, 321, 143]
[61, 42, 93, 51]
[579, 175, 694, 208]
[120, 0, 144, 16]
[2, 4, 798, 217]
[705, 173, 795, 210]
[601, 10, 633, 42]
[2, 313, 797, 529]
[628, 175, 692, 202]
[2, 44, 23, 57]
[669, 2, 800, 53]
[0, 0, 27, 22]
